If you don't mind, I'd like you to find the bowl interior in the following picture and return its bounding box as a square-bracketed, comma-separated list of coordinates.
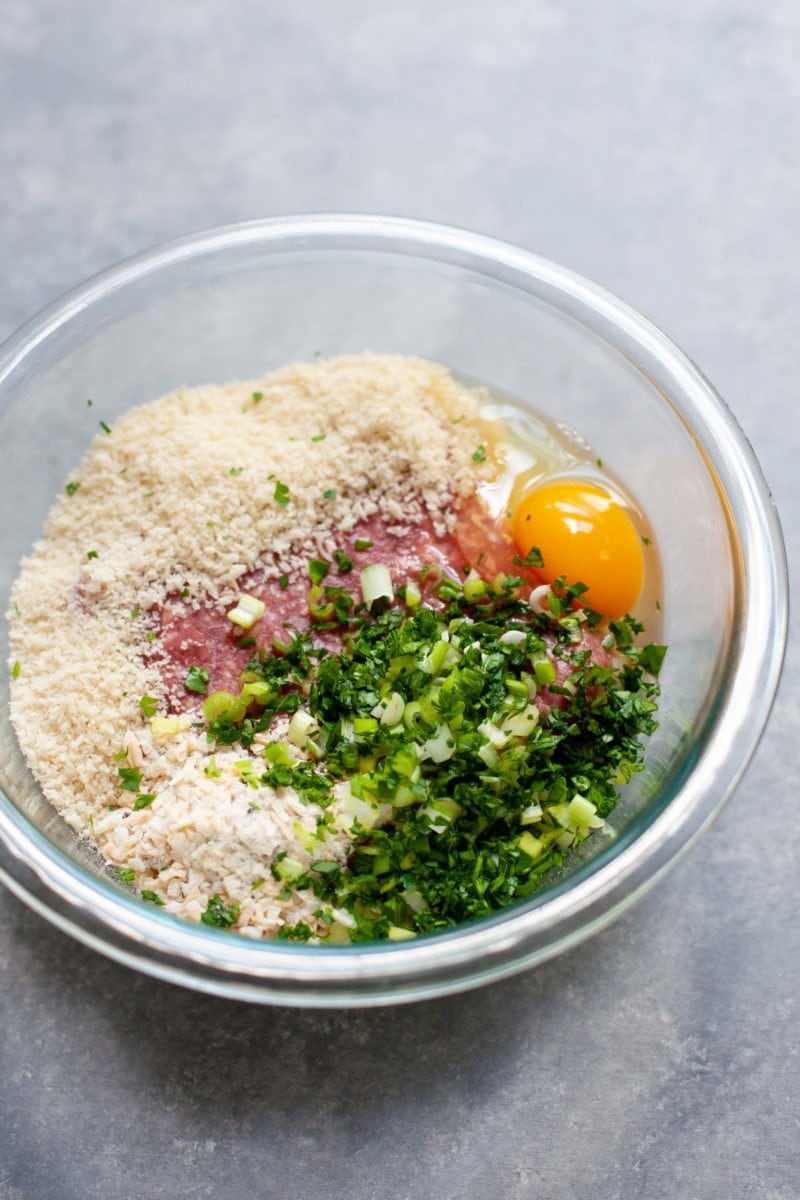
[0, 217, 783, 1002]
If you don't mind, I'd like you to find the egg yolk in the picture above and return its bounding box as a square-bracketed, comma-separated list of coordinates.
[512, 480, 644, 618]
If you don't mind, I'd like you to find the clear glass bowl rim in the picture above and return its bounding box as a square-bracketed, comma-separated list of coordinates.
[0, 214, 788, 1006]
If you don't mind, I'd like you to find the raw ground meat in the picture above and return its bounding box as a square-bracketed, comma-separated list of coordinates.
[159, 500, 609, 715]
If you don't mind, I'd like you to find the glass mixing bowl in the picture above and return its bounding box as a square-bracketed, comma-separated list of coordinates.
[0, 215, 787, 1006]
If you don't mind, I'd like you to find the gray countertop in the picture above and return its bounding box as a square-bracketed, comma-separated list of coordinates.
[1, 4, 797, 1198]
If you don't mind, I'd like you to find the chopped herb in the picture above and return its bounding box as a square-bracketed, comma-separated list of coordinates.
[354, 538, 373, 552]
[251, 391, 263, 404]
[251, 878, 266, 891]
[65, 481, 81, 497]
[279, 574, 289, 590]
[113, 749, 128, 762]
[141, 890, 164, 906]
[130, 606, 140, 619]
[308, 559, 330, 586]
[229, 467, 245, 476]
[237, 636, 256, 648]
[118, 767, 143, 792]
[472, 445, 487, 463]
[204, 756, 221, 778]
[184, 665, 210, 695]
[276, 921, 314, 942]
[323, 488, 337, 500]
[642, 535, 652, 546]
[139, 694, 158, 718]
[133, 793, 157, 811]
[86, 550, 98, 560]
[596, 457, 603, 467]
[334, 548, 353, 574]
[11, 661, 21, 680]
[99, 420, 112, 434]
[114, 867, 136, 882]
[145, 631, 157, 643]
[201, 895, 240, 928]
[451, 415, 465, 424]
[512, 546, 544, 569]
[182, 586, 190, 599]
[273, 480, 290, 508]
[311, 433, 327, 442]
[86, 398, 93, 408]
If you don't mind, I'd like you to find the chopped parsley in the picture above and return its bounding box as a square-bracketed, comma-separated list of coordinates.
[229, 466, 245, 476]
[472, 445, 487, 463]
[141, 890, 164, 906]
[114, 867, 136, 882]
[311, 433, 327, 442]
[512, 546, 544, 569]
[11, 661, 20, 680]
[184, 665, 209, 695]
[279, 574, 289, 590]
[354, 538, 373, 552]
[139, 694, 158, 718]
[322, 488, 337, 500]
[193, 567, 664, 943]
[308, 559, 330, 586]
[201, 895, 240, 928]
[273, 480, 290, 507]
[86, 550, 98, 560]
[334, 548, 353, 574]
[65, 481, 81, 497]
[133, 792, 157, 811]
[251, 391, 263, 404]
[117, 767, 143, 792]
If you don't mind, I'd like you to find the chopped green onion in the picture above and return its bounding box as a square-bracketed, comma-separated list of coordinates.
[133, 792, 157, 811]
[150, 716, 183, 739]
[65, 481, 81, 497]
[227, 593, 265, 629]
[203, 691, 247, 723]
[11, 661, 21, 680]
[518, 832, 543, 859]
[287, 709, 318, 748]
[387, 925, 417, 941]
[360, 563, 393, 610]
[532, 657, 557, 686]
[273, 480, 290, 507]
[139, 694, 158, 718]
[354, 538, 373, 551]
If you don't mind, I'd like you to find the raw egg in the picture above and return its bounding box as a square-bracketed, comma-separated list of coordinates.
[512, 480, 644, 618]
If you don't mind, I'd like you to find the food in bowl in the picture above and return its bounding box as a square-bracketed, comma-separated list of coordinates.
[7, 353, 665, 942]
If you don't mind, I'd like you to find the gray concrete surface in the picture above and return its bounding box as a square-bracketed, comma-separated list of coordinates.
[1, 3, 798, 1198]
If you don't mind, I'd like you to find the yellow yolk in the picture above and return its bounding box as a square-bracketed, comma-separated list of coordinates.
[512, 480, 645, 618]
